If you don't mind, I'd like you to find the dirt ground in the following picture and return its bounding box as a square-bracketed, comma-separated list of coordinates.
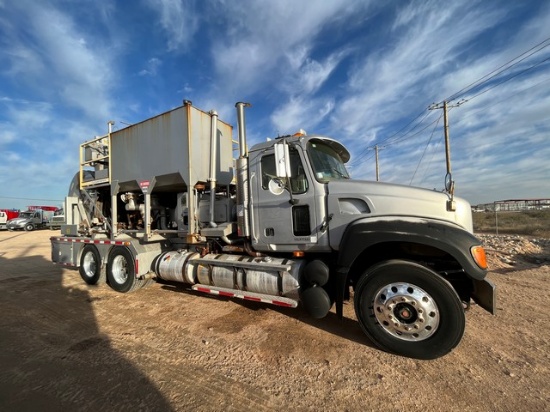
[1, 230, 549, 411]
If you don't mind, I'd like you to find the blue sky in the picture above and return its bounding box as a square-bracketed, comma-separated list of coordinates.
[1, 0, 549, 210]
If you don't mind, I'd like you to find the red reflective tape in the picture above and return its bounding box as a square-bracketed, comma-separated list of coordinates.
[53, 237, 127, 246]
[243, 296, 262, 303]
[218, 291, 235, 298]
[272, 300, 294, 307]
[195, 286, 211, 293]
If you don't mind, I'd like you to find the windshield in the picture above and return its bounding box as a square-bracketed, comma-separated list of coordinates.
[19, 212, 33, 218]
[307, 140, 350, 182]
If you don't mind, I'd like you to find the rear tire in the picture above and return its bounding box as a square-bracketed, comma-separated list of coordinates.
[106, 247, 145, 293]
[79, 245, 104, 285]
[354, 259, 465, 359]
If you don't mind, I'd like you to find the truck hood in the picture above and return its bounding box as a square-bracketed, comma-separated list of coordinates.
[7, 217, 31, 224]
[326, 179, 473, 232]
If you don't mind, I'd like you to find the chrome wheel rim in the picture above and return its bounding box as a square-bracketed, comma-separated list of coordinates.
[111, 255, 128, 285]
[373, 282, 440, 341]
[82, 252, 97, 278]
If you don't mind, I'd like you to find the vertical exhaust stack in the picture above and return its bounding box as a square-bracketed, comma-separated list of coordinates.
[235, 102, 251, 237]
[209, 110, 219, 228]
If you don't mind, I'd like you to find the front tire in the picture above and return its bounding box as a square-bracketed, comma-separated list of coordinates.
[79, 245, 104, 285]
[24, 223, 34, 231]
[354, 260, 465, 360]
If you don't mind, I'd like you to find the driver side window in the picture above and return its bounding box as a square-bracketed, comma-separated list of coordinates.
[261, 148, 308, 194]
[261, 154, 277, 190]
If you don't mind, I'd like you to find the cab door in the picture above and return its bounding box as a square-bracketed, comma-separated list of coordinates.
[250, 145, 322, 252]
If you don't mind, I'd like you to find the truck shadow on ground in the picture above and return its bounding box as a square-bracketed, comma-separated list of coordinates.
[159, 281, 379, 351]
[0, 252, 174, 411]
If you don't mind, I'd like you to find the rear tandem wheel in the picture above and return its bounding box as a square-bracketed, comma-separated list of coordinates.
[106, 246, 150, 293]
[79, 245, 104, 285]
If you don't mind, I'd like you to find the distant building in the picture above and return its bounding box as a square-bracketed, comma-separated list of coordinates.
[474, 199, 550, 212]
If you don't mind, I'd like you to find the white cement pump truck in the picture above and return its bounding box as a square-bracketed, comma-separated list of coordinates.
[51, 101, 495, 359]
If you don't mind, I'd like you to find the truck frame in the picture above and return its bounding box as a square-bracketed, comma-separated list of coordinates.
[51, 101, 495, 359]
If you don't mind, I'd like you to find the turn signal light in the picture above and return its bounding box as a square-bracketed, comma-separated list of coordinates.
[471, 245, 488, 270]
[293, 251, 305, 258]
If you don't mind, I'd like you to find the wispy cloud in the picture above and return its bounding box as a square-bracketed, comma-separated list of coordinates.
[0, 2, 116, 121]
[270, 97, 335, 134]
[334, 1, 504, 136]
[139, 57, 162, 76]
[144, 0, 198, 51]
[209, 1, 372, 96]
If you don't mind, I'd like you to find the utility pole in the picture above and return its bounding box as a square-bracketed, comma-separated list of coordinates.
[375, 145, 380, 181]
[443, 100, 452, 179]
[371, 145, 384, 181]
[429, 100, 462, 211]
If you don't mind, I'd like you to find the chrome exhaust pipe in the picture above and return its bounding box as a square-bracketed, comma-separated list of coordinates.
[209, 110, 219, 228]
[235, 102, 251, 237]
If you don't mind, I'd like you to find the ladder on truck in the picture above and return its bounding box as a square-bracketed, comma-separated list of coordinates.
[80, 133, 111, 189]
[77, 131, 112, 233]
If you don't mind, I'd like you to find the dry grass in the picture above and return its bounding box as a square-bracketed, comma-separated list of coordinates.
[473, 209, 550, 238]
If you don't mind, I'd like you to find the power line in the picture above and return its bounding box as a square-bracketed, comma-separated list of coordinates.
[410, 112, 443, 185]
[351, 37, 550, 178]
[349, 109, 438, 169]
[461, 55, 550, 104]
[348, 151, 375, 169]
[386, 112, 442, 146]
[375, 109, 431, 147]
[457, 75, 550, 123]
[444, 36, 550, 103]
[0, 195, 63, 202]
[418, 133, 443, 187]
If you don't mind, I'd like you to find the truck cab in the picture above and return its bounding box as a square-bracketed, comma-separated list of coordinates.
[249, 132, 477, 254]
[248, 131, 493, 356]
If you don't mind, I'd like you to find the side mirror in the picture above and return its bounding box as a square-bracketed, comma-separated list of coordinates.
[445, 172, 454, 193]
[268, 178, 285, 195]
[273, 140, 299, 205]
[274, 140, 292, 178]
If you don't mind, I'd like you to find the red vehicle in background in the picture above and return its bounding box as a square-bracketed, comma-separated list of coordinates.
[5, 206, 60, 231]
[0, 209, 20, 230]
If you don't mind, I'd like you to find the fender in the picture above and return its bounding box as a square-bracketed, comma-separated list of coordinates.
[334, 217, 488, 316]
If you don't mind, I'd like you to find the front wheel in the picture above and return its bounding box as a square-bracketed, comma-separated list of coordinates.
[354, 260, 465, 359]
[24, 223, 34, 231]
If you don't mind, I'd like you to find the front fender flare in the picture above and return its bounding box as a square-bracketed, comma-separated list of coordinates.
[334, 217, 487, 317]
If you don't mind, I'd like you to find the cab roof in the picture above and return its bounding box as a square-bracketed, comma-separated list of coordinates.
[249, 134, 351, 163]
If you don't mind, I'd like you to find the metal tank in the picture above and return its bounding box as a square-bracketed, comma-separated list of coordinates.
[155, 250, 304, 300]
[109, 102, 234, 193]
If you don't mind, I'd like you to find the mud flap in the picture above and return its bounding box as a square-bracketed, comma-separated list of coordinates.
[472, 278, 497, 315]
